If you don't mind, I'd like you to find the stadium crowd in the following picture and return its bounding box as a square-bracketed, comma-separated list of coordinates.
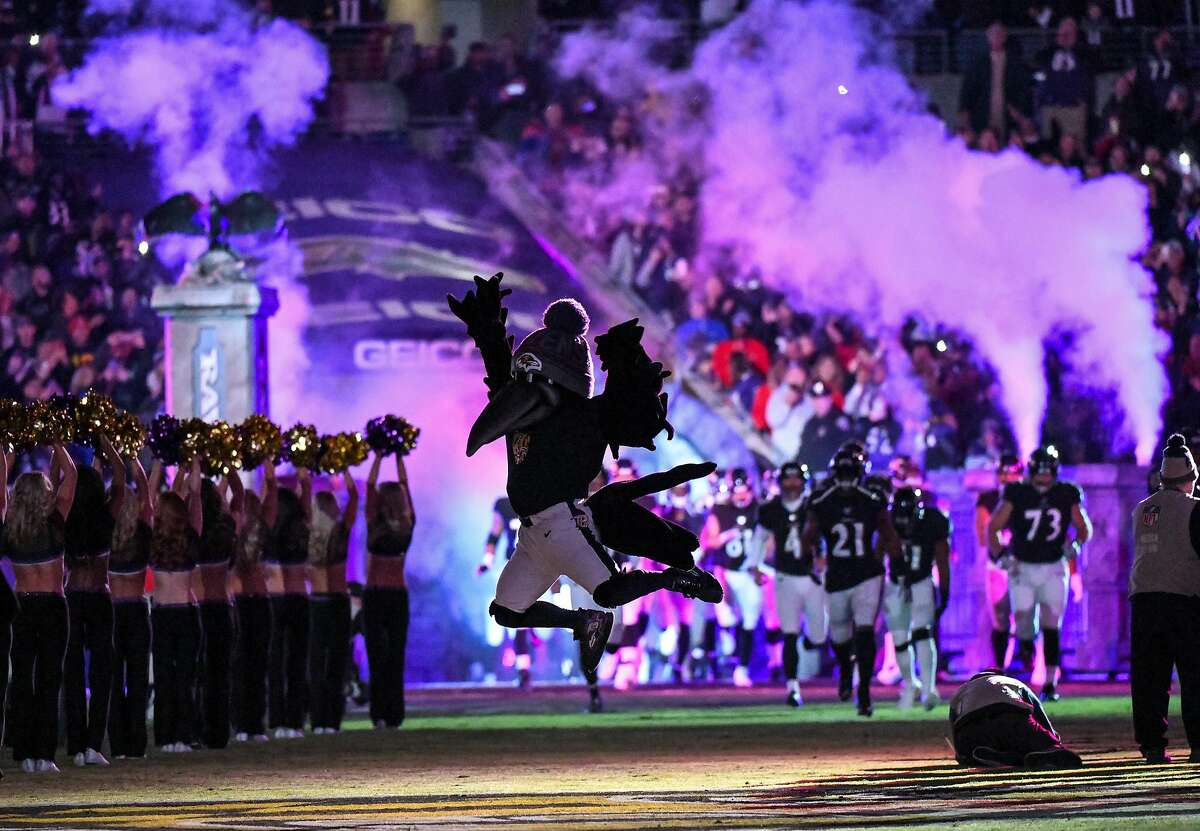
[434, 10, 1200, 467]
[2, 7, 1200, 470]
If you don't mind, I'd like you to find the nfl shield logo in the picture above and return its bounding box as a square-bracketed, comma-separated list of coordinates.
[1143, 506, 1160, 527]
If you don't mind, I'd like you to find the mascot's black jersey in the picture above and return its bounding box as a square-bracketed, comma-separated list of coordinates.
[976, 488, 1000, 514]
[1001, 481, 1083, 564]
[757, 496, 812, 577]
[494, 497, 519, 559]
[711, 502, 759, 571]
[505, 394, 608, 518]
[894, 508, 951, 584]
[808, 485, 886, 592]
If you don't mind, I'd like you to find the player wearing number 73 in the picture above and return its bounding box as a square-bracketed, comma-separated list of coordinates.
[986, 447, 1092, 702]
[802, 452, 901, 717]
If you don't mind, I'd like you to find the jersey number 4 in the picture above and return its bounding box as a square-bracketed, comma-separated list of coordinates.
[831, 522, 866, 558]
[1023, 508, 1063, 542]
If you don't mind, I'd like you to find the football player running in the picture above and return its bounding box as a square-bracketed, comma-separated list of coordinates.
[987, 447, 1091, 701]
[700, 469, 762, 688]
[975, 454, 1023, 670]
[803, 452, 901, 716]
[755, 462, 826, 707]
[885, 487, 952, 710]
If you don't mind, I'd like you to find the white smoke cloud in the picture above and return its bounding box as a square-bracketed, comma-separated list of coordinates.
[557, 0, 1166, 462]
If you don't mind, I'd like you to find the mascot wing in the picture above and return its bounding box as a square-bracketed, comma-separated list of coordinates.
[594, 319, 673, 457]
[447, 272, 515, 395]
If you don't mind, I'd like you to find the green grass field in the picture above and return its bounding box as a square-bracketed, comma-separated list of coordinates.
[0, 686, 1196, 830]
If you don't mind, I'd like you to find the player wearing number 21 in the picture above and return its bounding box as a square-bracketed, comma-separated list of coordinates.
[987, 447, 1092, 702]
[802, 452, 901, 717]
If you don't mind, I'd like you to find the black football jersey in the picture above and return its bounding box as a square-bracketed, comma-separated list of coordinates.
[493, 497, 519, 559]
[807, 485, 886, 592]
[894, 507, 951, 584]
[1002, 480, 1083, 563]
[976, 488, 1000, 515]
[757, 496, 812, 576]
[710, 502, 759, 571]
[661, 505, 704, 537]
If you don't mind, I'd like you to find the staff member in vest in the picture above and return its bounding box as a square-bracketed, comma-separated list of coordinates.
[1129, 434, 1200, 764]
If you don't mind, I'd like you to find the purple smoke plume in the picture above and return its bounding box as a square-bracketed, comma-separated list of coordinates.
[54, 2, 328, 199]
[54, 0, 329, 424]
[558, 0, 1167, 462]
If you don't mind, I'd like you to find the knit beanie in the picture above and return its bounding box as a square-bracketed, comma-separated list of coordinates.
[512, 299, 595, 398]
[1160, 433, 1198, 486]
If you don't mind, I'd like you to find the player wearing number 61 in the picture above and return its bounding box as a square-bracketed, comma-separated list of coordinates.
[802, 448, 902, 717]
[986, 447, 1093, 703]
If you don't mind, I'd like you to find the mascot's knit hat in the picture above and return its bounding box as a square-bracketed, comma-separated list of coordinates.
[513, 299, 594, 398]
[1161, 433, 1198, 486]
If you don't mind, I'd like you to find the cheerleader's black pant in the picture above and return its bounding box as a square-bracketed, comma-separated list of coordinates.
[109, 598, 151, 758]
[198, 600, 234, 749]
[269, 594, 309, 730]
[0, 577, 14, 749]
[152, 604, 200, 747]
[64, 590, 114, 756]
[364, 586, 408, 727]
[233, 595, 271, 736]
[309, 593, 351, 731]
[10, 592, 68, 762]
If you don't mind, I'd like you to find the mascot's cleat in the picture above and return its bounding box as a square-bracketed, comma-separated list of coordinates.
[1025, 747, 1083, 770]
[576, 610, 614, 674]
[666, 567, 723, 603]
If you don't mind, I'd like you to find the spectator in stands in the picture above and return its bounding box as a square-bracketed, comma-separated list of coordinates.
[958, 21, 1032, 143]
[448, 42, 500, 127]
[399, 46, 450, 118]
[861, 397, 902, 472]
[797, 380, 853, 470]
[1136, 28, 1186, 117]
[767, 364, 812, 459]
[1035, 17, 1094, 142]
[1081, 3, 1108, 48]
[675, 297, 729, 358]
[1098, 70, 1146, 151]
[712, 311, 770, 389]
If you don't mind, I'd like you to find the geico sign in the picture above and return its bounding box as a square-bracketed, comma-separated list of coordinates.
[353, 339, 479, 369]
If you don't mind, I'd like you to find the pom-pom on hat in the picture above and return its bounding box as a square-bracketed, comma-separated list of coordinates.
[1160, 433, 1198, 486]
[512, 298, 595, 398]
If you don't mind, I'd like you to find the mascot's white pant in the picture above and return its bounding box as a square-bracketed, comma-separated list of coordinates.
[1009, 560, 1068, 640]
[724, 570, 763, 630]
[827, 576, 883, 644]
[495, 502, 616, 613]
[775, 573, 827, 641]
[883, 576, 937, 640]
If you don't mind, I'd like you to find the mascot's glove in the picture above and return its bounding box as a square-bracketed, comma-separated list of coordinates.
[447, 273, 512, 341]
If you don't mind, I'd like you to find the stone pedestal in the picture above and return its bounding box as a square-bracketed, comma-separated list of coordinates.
[151, 281, 278, 422]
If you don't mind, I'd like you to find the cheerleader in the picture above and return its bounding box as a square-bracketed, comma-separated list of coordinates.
[194, 475, 242, 749]
[0, 449, 14, 762]
[150, 457, 203, 753]
[363, 452, 413, 729]
[267, 468, 311, 739]
[5, 442, 76, 773]
[232, 464, 276, 743]
[108, 455, 154, 760]
[63, 435, 125, 767]
[307, 474, 357, 734]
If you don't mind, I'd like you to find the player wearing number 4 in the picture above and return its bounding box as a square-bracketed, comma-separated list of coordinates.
[987, 447, 1092, 702]
[885, 487, 951, 711]
[803, 452, 901, 717]
[754, 462, 827, 707]
[701, 469, 762, 688]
